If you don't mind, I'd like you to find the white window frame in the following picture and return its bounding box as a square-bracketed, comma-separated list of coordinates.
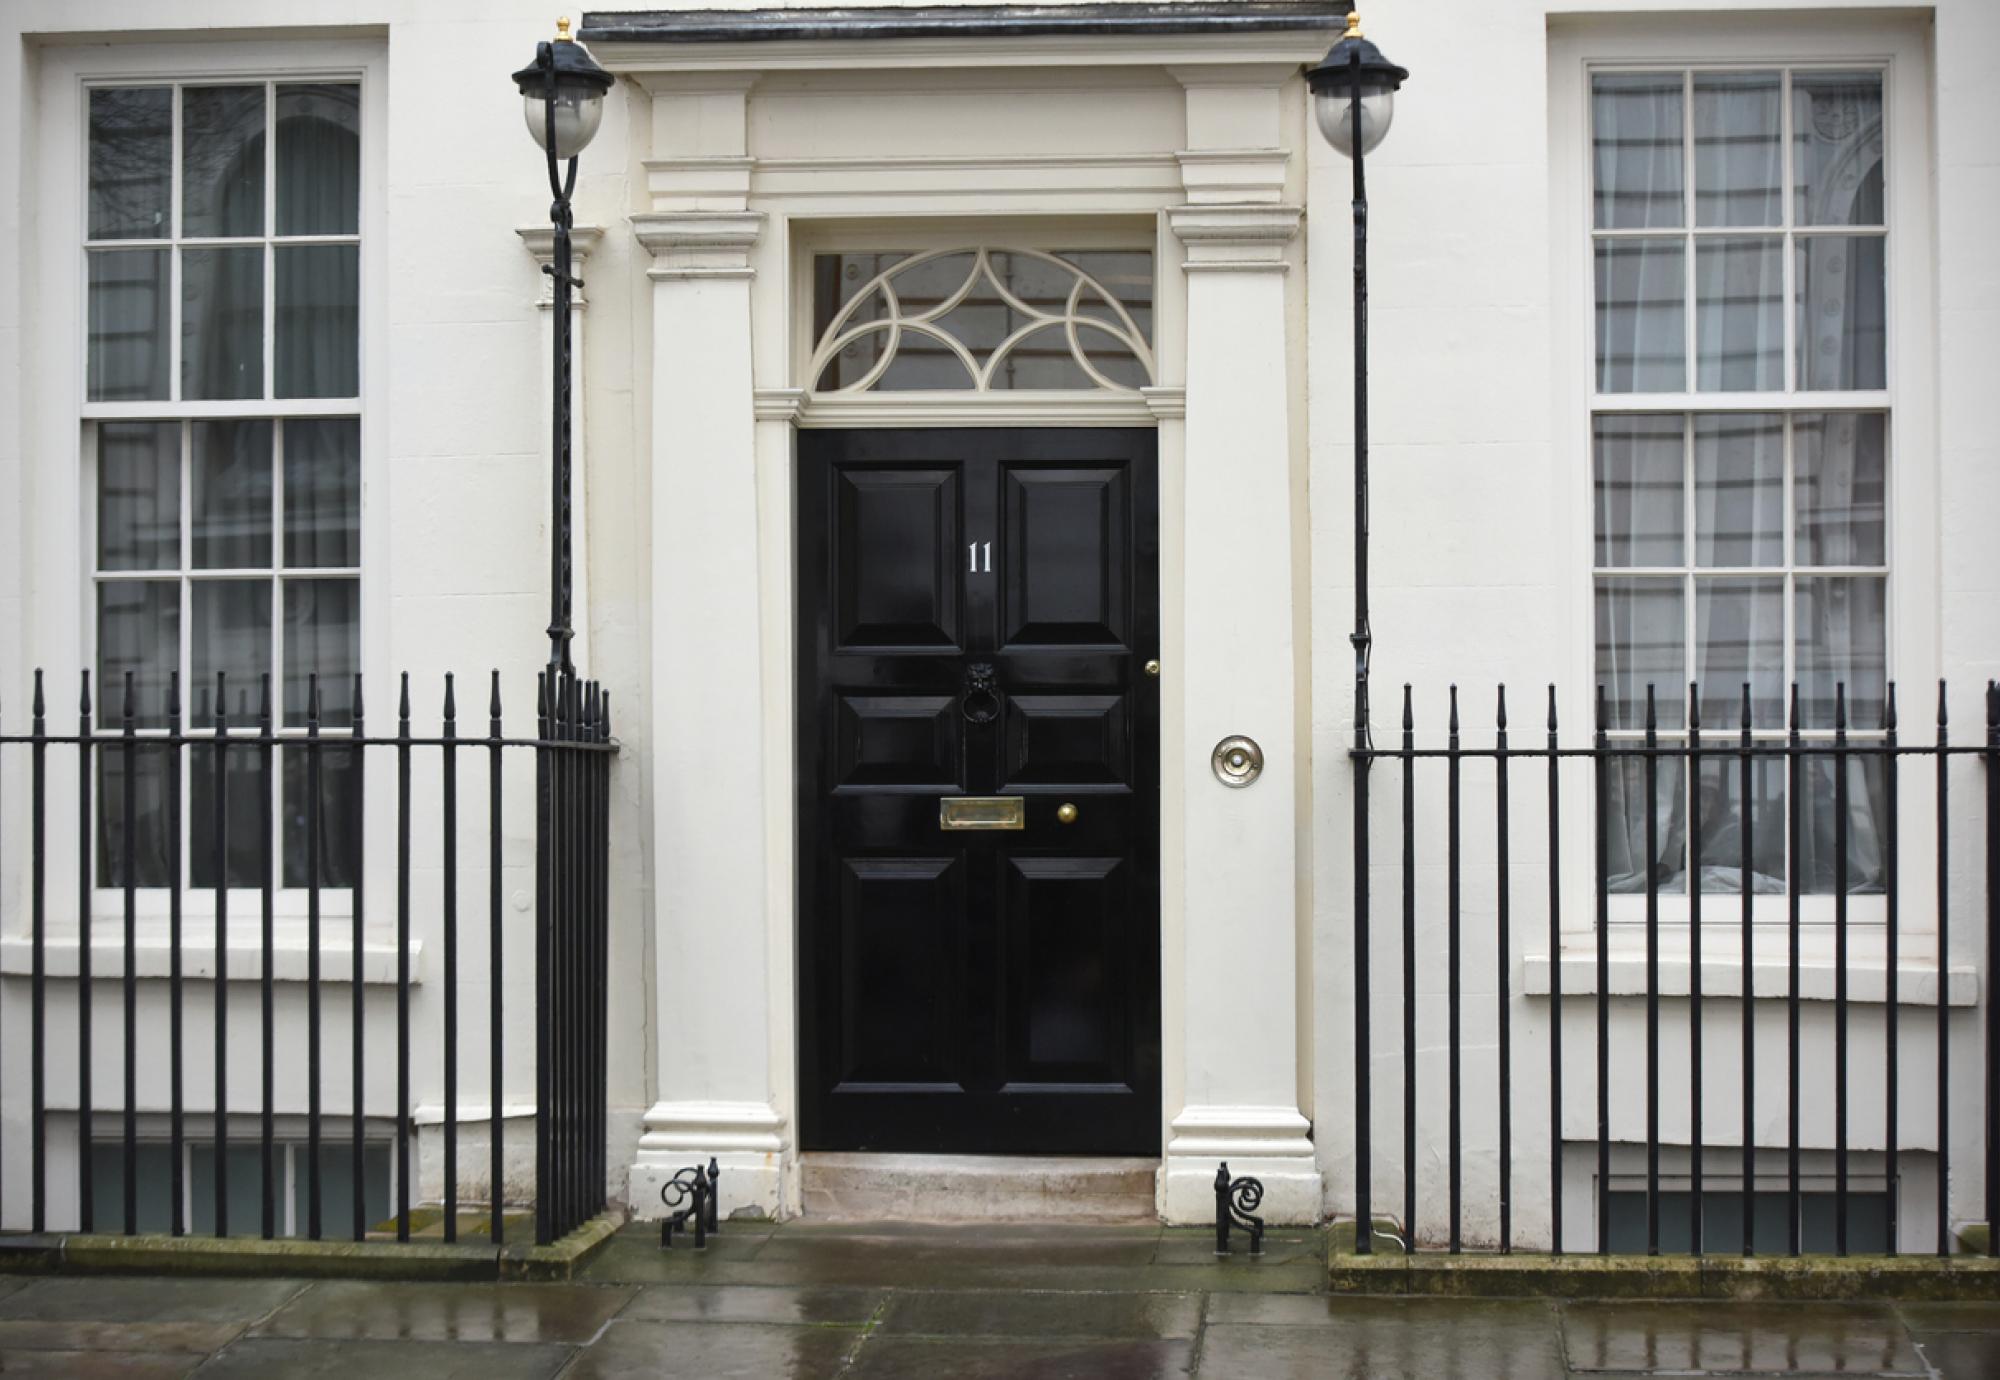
[1549, 14, 1940, 973]
[25, 37, 389, 949]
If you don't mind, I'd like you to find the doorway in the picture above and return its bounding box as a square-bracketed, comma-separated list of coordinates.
[795, 427, 1161, 1154]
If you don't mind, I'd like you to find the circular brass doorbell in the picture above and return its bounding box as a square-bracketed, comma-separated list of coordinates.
[1056, 802, 1079, 824]
[1212, 735, 1264, 787]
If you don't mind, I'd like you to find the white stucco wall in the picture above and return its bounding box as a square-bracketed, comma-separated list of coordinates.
[0, 0, 1992, 1245]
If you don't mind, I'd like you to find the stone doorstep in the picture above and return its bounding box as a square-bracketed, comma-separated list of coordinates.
[799, 1152, 1160, 1224]
[1326, 1221, 2000, 1300]
[0, 1211, 624, 1283]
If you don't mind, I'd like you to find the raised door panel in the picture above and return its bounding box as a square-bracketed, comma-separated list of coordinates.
[836, 694, 960, 789]
[1000, 693, 1130, 788]
[1001, 855, 1131, 1087]
[834, 466, 961, 650]
[835, 856, 965, 1089]
[1000, 466, 1129, 648]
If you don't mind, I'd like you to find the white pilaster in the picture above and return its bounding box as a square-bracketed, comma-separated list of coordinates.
[515, 224, 603, 671]
[1161, 67, 1318, 1223]
[627, 74, 787, 1213]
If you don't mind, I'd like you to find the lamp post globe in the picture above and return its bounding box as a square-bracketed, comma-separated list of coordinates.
[1305, 10, 1409, 158]
[513, 16, 613, 161]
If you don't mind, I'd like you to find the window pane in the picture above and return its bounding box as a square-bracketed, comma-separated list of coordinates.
[98, 580, 178, 731]
[193, 420, 273, 569]
[1794, 413, 1886, 567]
[192, 581, 272, 725]
[1695, 577, 1785, 728]
[292, 1142, 391, 1236]
[1695, 237, 1784, 392]
[1595, 577, 1685, 731]
[189, 1143, 268, 1237]
[182, 246, 264, 401]
[181, 85, 266, 238]
[97, 745, 172, 888]
[1593, 415, 1684, 567]
[88, 248, 170, 401]
[1694, 72, 1782, 228]
[97, 421, 180, 572]
[1604, 753, 1686, 895]
[88, 87, 171, 240]
[1796, 575, 1887, 730]
[275, 245, 359, 399]
[1691, 756, 1786, 894]
[190, 742, 265, 889]
[284, 419, 361, 568]
[1797, 753, 1889, 895]
[277, 84, 362, 235]
[1592, 73, 1684, 229]
[284, 579, 358, 727]
[1693, 413, 1783, 567]
[1796, 236, 1886, 391]
[88, 1144, 178, 1234]
[1595, 239, 1685, 393]
[1794, 72, 1884, 227]
[283, 744, 359, 888]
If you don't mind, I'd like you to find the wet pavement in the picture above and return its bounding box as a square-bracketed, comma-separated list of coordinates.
[0, 1222, 1994, 1376]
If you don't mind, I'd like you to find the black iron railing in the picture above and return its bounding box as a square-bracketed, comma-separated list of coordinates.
[0, 665, 613, 1247]
[1348, 677, 1998, 1257]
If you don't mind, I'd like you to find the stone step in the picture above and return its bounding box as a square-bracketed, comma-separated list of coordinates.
[799, 1153, 1159, 1224]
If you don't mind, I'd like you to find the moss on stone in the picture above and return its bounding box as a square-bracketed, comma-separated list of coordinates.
[1327, 1243, 2000, 1302]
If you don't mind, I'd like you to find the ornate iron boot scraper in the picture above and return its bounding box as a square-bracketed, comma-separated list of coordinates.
[660, 1158, 721, 1248]
[1214, 1162, 1265, 1256]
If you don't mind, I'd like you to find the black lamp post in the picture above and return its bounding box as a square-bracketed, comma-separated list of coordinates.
[1307, 7, 1407, 1259]
[514, 17, 612, 675]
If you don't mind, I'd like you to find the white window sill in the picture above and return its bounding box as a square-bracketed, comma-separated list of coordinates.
[410, 1102, 537, 1126]
[1524, 953, 1977, 1008]
[0, 935, 422, 986]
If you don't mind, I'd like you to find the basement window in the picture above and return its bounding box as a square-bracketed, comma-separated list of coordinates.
[89, 1138, 391, 1237]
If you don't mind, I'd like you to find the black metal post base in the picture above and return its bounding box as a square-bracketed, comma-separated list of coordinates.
[1214, 1161, 1266, 1256]
[659, 1158, 722, 1249]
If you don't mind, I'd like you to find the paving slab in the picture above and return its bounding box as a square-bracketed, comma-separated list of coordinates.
[1915, 1333, 2000, 1380]
[0, 1275, 306, 1323]
[563, 1319, 860, 1378]
[1898, 1300, 2000, 1331]
[877, 1289, 1203, 1339]
[253, 1279, 637, 1342]
[1560, 1300, 1926, 1375]
[620, 1283, 884, 1325]
[1199, 1297, 1564, 1377]
[751, 1229, 1164, 1272]
[575, 1230, 771, 1284]
[1155, 1232, 1320, 1266]
[194, 1336, 576, 1378]
[0, 1350, 204, 1378]
[846, 1334, 1194, 1378]
[0, 1275, 307, 1353]
[1198, 1316, 1567, 1380]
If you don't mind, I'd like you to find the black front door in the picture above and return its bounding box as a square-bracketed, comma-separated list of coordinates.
[797, 428, 1160, 1155]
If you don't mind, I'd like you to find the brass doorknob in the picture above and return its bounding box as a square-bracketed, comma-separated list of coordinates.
[1144, 659, 1161, 677]
[1055, 802, 1079, 824]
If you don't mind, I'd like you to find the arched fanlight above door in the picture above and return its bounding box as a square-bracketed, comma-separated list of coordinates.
[808, 247, 1156, 395]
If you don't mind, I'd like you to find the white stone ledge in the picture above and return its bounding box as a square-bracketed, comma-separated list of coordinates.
[1523, 953, 1978, 1007]
[0, 934, 422, 986]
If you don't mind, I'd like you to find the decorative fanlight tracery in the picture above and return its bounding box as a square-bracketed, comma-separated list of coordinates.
[808, 247, 1156, 396]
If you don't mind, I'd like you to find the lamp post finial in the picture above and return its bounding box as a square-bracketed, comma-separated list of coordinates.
[1344, 10, 1362, 39]
[555, 15, 573, 42]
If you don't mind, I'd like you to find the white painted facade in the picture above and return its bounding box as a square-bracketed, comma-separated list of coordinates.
[0, 0, 1993, 1250]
